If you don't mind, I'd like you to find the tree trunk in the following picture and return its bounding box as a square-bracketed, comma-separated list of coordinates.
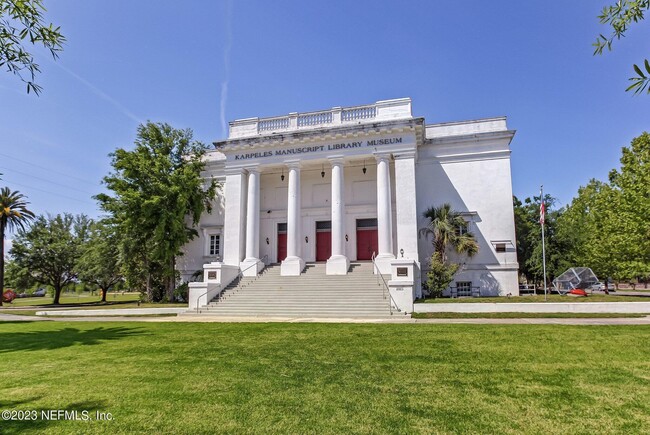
[146, 271, 152, 303]
[0, 225, 4, 307]
[101, 286, 107, 302]
[53, 283, 62, 305]
[166, 256, 175, 302]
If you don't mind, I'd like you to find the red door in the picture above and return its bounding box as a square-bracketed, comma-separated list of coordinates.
[277, 223, 287, 262]
[316, 231, 331, 261]
[356, 229, 378, 260]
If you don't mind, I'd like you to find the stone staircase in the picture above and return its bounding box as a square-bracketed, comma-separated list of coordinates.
[187, 262, 395, 318]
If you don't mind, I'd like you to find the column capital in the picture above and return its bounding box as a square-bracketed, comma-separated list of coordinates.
[224, 166, 246, 176]
[244, 164, 261, 174]
[284, 159, 302, 169]
[374, 153, 391, 163]
[328, 155, 345, 165]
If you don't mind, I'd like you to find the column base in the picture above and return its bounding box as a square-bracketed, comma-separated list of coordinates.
[373, 254, 394, 275]
[240, 258, 264, 277]
[326, 255, 350, 275]
[281, 256, 305, 276]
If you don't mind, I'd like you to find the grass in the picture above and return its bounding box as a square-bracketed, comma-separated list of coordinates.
[412, 312, 648, 319]
[0, 322, 649, 434]
[2, 293, 185, 309]
[0, 310, 178, 318]
[419, 294, 650, 303]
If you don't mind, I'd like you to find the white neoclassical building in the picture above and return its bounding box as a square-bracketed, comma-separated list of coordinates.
[181, 98, 519, 313]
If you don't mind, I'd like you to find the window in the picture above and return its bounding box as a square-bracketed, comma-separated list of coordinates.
[356, 218, 378, 229]
[316, 221, 331, 231]
[456, 281, 472, 297]
[495, 243, 506, 253]
[202, 227, 223, 257]
[208, 234, 220, 256]
[456, 221, 469, 236]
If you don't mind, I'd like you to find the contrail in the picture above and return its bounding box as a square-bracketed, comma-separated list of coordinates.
[52, 61, 144, 124]
[220, 0, 233, 136]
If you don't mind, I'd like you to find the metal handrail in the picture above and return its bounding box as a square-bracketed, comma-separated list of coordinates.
[195, 255, 268, 313]
[371, 252, 400, 315]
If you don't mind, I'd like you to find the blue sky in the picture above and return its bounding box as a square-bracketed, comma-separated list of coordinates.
[1, 0, 648, 221]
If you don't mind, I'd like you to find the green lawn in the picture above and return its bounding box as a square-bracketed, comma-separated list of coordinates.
[1, 322, 649, 434]
[420, 294, 650, 303]
[4, 293, 141, 307]
[3, 293, 185, 309]
[412, 312, 648, 319]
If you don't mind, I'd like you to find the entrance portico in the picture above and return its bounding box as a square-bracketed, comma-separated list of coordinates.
[217, 98, 421, 278]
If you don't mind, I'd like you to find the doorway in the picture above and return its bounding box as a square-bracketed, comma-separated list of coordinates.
[277, 222, 287, 262]
[356, 218, 378, 260]
[315, 220, 331, 262]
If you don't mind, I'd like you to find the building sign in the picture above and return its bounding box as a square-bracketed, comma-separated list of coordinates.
[232, 136, 405, 161]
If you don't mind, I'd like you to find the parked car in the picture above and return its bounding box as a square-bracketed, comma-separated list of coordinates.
[32, 288, 47, 297]
[588, 282, 616, 292]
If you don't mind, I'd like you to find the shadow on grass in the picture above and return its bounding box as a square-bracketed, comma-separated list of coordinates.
[0, 327, 146, 354]
[0, 395, 44, 408]
[1, 399, 108, 435]
[9, 300, 140, 309]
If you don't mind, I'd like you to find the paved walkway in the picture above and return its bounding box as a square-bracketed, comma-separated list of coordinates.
[35, 308, 186, 316]
[1, 312, 650, 325]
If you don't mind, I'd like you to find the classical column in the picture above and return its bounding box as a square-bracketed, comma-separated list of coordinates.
[281, 161, 305, 276]
[241, 167, 263, 276]
[326, 157, 349, 275]
[375, 154, 395, 274]
[222, 168, 247, 266]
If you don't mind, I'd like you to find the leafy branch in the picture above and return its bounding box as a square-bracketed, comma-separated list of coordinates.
[593, 0, 650, 95]
[0, 0, 65, 95]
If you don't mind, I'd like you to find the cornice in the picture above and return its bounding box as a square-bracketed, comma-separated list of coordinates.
[214, 118, 425, 151]
[425, 130, 516, 146]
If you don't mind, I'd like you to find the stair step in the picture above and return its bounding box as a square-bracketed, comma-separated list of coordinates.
[198, 262, 391, 318]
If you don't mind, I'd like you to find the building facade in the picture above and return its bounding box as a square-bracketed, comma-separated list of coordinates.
[181, 98, 519, 309]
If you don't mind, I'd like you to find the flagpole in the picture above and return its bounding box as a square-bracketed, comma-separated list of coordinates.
[540, 185, 548, 302]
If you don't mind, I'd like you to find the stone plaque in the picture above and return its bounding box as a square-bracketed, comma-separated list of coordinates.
[207, 271, 217, 280]
[396, 267, 408, 277]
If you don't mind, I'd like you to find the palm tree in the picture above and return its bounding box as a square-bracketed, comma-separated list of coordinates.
[419, 203, 479, 263]
[0, 187, 35, 306]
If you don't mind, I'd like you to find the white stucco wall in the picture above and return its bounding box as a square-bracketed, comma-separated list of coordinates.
[416, 127, 519, 296]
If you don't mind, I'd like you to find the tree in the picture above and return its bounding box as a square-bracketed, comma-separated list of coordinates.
[10, 213, 90, 304]
[96, 122, 218, 302]
[420, 203, 479, 297]
[0, 187, 35, 305]
[556, 180, 621, 290]
[555, 133, 650, 289]
[513, 194, 568, 286]
[4, 257, 35, 290]
[608, 132, 650, 284]
[76, 220, 122, 302]
[594, 1, 650, 94]
[0, 0, 65, 95]
[419, 203, 479, 263]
